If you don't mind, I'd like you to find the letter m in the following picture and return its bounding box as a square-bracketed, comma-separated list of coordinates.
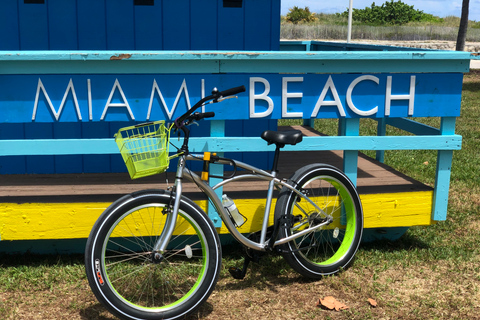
[32, 78, 82, 121]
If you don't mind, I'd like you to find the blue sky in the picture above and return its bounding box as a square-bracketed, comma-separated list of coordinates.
[281, 0, 480, 22]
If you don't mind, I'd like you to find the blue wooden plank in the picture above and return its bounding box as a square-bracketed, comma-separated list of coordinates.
[340, 118, 360, 185]
[0, 134, 462, 156]
[191, 0, 218, 50]
[106, 0, 135, 50]
[163, 1, 191, 50]
[284, 40, 425, 53]
[77, 0, 107, 50]
[433, 150, 454, 221]
[0, 73, 463, 123]
[0, 51, 472, 75]
[134, 0, 163, 50]
[241, 119, 273, 170]
[245, 0, 273, 50]
[385, 118, 440, 135]
[53, 123, 82, 173]
[432, 117, 457, 221]
[82, 122, 111, 173]
[376, 118, 387, 163]
[0, 123, 26, 174]
[48, 0, 78, 50]
[0, 0, 20, 50]
[24, 123, 54, 173]
[18, 0, 49, 50]
[0, 48, 473, 62]
[218, 1, 244, 50]
[270, 0, 281, 51]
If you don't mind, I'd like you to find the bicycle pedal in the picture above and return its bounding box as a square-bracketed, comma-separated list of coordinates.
[228, 267, 246, 280]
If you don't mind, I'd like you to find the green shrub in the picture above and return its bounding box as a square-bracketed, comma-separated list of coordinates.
[286, 6, 317, 24]
[341, 0, 443, 26]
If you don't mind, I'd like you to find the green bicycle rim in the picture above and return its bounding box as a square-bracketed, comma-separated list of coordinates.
[102, 205, 209, 312]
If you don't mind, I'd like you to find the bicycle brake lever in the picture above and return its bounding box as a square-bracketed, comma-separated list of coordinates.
[186, 121, 199, 127]
[213, 95, 238, 103]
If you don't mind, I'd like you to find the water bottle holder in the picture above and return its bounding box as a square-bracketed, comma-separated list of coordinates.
[225, 207, 246, 228]
[225, 208, 238, 227]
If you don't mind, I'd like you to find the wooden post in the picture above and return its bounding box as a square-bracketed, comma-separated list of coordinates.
[432, 117, 456, 221]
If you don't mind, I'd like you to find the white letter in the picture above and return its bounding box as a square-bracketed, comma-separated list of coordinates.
[282, 77, 303, 118]
[385, 75, 416, 116]
[311, 76, 346, 118]
[146, 79, 191, 120]
[249, 77, 274, 118]
[32, 78, 82, 121]
[346, 75, 379, 116]
[101, 79, 135, 120]
[88, 79, 92, 120]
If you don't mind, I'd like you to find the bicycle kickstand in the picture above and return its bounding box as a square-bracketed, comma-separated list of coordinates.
[228, 255, 252, 280]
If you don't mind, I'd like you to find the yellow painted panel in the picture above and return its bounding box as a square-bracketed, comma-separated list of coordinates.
[360, 191, 433, 228]
[0, 191, 433, 241]
[0, 202, 108, 240]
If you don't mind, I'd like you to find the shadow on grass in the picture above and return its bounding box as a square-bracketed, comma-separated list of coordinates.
[360, 231, 431, 253]
[462, 81, 480, 93]
[78, 301, 216, 320]
[79, 303, 114, 320]
[0, 252, 85, 267]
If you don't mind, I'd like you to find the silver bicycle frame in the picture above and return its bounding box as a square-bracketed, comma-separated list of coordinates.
[154, 153, 331, 253]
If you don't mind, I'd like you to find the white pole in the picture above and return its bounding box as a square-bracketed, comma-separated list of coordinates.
[347, 0, 353, 43]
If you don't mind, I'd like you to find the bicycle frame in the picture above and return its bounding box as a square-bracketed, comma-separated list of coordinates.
[153, 152, 333, 254]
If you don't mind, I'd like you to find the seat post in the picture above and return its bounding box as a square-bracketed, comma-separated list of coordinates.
[271, 144, 283, 173]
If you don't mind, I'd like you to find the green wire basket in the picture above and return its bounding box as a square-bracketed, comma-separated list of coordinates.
[115, 121, 172, 179]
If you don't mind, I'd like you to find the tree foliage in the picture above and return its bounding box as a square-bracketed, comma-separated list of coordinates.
[341, 0, 441, 25]
[286, 6, 317, 24]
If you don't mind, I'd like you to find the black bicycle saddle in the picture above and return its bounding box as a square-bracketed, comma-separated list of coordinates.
[260, 130, 303, 147]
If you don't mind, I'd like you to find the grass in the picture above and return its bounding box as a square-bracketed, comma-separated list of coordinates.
[281, 14, 480, 41]
[0, 72, 479, 319]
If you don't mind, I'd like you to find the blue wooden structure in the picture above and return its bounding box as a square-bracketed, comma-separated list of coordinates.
[0, 1, 476, 251]
[0, 0, 280, 175]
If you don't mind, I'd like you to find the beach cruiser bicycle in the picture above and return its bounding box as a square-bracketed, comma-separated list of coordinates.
[85, 85, 363, 320]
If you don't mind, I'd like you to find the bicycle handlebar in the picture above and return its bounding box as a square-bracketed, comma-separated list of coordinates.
[193, 111, 215, 121]
[218, 85, 246, 98]
[174, 85, 246, 128]
[173, 85, 245, 152]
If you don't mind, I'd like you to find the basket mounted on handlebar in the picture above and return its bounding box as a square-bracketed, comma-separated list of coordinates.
[115, 121, 173, 179]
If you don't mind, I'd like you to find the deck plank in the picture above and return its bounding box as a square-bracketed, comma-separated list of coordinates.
[0, 126, 431, 203]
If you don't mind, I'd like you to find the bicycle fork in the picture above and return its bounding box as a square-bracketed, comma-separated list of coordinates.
[151, 157, 186, 257]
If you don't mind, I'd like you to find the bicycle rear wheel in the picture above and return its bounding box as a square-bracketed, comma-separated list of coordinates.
[85, 189, 221, 320]
[274, 164, 363, 278]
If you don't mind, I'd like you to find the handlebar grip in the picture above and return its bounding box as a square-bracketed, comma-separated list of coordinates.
[219, 85, 246, 98]
[202, 112, 215, 119]
[194, 112, 215, 120]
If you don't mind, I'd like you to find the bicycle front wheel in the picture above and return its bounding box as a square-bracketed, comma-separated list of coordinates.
[85, 190, 221, 320]
[274, 164, 363, 278]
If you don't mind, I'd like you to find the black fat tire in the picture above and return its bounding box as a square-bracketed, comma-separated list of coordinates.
[274, 164, 363, 279]
[85, 189, 221, 320]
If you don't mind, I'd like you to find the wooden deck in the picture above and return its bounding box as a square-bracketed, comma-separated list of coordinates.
[0, 126, 434, 242]
[0, 149, 431, 202]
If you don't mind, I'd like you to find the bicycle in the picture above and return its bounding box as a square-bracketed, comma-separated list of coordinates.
[85, 85, 364, 320]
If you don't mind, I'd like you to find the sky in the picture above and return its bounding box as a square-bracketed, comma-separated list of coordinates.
[281, 0, 480, 22]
